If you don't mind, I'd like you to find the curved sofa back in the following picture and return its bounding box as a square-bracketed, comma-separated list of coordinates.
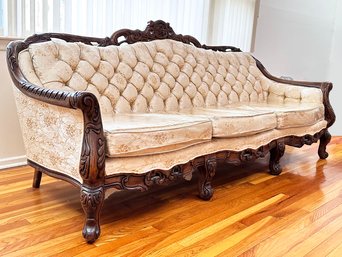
[18, 38, 269, 114]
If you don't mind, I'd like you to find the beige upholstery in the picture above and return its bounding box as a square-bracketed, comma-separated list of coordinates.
[20, 39, 323, 116]
[240, 103, 325, 129]
[102, 113, 212, 157]
[15, 38, 327, 181]
[181, 107, 277, 138]
[266, 82, 323, 104]
[105, 120, 327, 177]
[13, 88, 84, 182]
[21, 39, 269, 115]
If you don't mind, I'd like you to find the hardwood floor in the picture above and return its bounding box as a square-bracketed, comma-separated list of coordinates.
[0, 137, 341, 256]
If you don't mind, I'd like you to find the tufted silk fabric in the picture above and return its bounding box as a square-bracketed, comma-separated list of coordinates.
[19, 39, 324, 116]
[20, 39, 271, 115]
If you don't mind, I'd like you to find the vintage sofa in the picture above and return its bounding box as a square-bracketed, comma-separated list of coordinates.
[7, 20, 335, 243]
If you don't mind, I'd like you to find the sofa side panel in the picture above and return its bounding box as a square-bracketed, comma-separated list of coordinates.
[13, 88, 84, 182]
[261, 76, 323, 104]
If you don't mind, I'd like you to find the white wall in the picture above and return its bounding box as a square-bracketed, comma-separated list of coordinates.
[327, 0, 342, 136]
[0, 46, 26, 169]
[253, 0, 341, 135]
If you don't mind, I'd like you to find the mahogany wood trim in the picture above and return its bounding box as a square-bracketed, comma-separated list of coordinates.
[269, 140, 286, 175]
[32, 168, 42, 188]
[198, 154, 217, 200]
[318, 129, 332, 159]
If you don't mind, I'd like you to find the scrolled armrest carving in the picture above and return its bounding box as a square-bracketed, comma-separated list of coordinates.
[7, 40, 105, 187]
[70, 92, 106, 187]
[319, 82, 336, 128]
[7, 41, 74, 108]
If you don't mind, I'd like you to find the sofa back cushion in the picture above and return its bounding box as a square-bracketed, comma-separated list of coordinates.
[19, 39, 268, 114]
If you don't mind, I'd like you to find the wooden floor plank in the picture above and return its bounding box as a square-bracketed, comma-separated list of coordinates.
[0, 137, 341, 256]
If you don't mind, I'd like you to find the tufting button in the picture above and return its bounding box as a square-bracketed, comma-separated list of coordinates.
[222, 82, 232, 95]
[122, 83, 138, 103]
[172, 83, 184, 100]
[181, 63, 193, 78]
[177, 72, 190, 87]
[217, 91, 229, 106]
[190, 72, 201, 87]
[116, 62, 133, 80]
[135, 62, 150, 79]
[152, 63, 166, 78]
[166, 62, 180, 78]
[210, 82, 221, 96]
[192, 92, 205, 107]
[194, 64, 206, 78]
[118, 45, 138, 68]
[98, 61, 114, 79]
[157, 83, 171, 100]
[171, 54, 185, 68]
[184, 83, 197, 99]
[110, 73, 127, 92]
[99, 46, 119, 68]
[78, 43, 101, 68]
[140, 83, 154, 101]
[185, 54, 196, 67]
[103, 84, 120, 106]
[129, 71, 145, 91]
[90, 73, 108, 94]
[132, 95, 148, 112]
[75, 60, 96, 81]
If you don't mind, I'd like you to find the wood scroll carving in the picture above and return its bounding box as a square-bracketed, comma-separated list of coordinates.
[80, 186, 104, 243]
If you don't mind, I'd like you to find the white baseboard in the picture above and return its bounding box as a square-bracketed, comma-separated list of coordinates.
[0, 155, 27, 170]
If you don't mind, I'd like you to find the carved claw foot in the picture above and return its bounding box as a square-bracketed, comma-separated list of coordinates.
[318, 129, 331, 159]
[80, 186, 104, 243]
[32, 169, 42, 188]
[198, 155, 217, 201]
[269, 141, 285, 175]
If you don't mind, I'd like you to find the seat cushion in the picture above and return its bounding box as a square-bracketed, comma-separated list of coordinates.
[103, 113, 212, 157]
[241, 103, 325, 129]
[183, 107, 277, 138]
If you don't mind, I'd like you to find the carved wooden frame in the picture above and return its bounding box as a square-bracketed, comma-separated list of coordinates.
[6, 20, 335, 243]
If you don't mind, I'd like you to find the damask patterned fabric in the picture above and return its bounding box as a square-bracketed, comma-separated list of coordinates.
[13, 88, 84, 182]
[180, 107, 278, 138]
[102, 113, 212, 157]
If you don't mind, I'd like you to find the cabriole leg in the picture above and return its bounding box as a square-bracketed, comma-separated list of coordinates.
[318, 129, 331, 159]
[269, 141, 285, 175]
[80, 186, 104, 243]
[198, 155, 217, 200]
[32, 169, 42, 188]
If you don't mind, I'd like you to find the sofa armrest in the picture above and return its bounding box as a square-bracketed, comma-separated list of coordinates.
[7, 40, 105, 187]
[255, 58, 336, 128]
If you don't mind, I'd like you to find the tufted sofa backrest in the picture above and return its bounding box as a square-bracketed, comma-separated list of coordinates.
[18, 39, 269, 114]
